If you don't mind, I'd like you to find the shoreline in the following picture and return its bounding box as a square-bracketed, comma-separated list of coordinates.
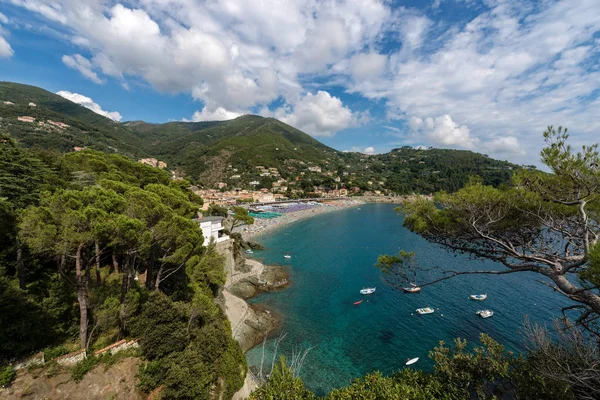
[222, 258, 285, 399]
[240, 199, 363, 241]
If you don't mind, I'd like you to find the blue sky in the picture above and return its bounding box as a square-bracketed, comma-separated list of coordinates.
[0, 0, 599, 164]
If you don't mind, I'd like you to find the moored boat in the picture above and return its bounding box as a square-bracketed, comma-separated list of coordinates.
[360, 287, 376, 295]
[246, 249, 253, 254]
[284, 254, 291, 259]
[405, 357, 419, 366]
[403, 284, 421, 293]
[416, 307, 434, 315]
[476, 309, 494, 318]
[353, 300, 363, 305]
[470, 294, 487, 301]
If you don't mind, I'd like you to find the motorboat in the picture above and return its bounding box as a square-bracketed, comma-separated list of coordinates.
[360, 287, 376, 295]
[246, 249, 253, 254]
[403, 283, 421, 293]
[284, 254, 291, 259]
[476, 310, 494, 318]
[416, 307, 434, 315]
[470, 294, 487, 301]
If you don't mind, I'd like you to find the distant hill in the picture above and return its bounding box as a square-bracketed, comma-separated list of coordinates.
[125, 115, 336, 184]
[0, 82, 145, 155]
[0, 81, 521, 193]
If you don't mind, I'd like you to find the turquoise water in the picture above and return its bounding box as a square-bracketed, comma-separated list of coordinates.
[246, 204, 571, 395]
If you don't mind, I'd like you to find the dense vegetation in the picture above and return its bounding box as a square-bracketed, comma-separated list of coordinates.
[1, 82, 519, 195]
[251, 331, 592, 400]
[0, 135, 245, 397]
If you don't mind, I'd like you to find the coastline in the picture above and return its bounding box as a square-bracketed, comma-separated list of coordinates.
[240, 199, 363, 241]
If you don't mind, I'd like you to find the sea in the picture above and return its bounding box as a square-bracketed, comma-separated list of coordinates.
[245, 203, 572, 396]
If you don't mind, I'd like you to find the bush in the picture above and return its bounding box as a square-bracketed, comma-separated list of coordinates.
[71, 356, 100, 382]
[0, 365, 15, 388]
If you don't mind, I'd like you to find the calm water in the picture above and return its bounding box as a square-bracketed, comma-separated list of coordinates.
[246, 203, 571, 395]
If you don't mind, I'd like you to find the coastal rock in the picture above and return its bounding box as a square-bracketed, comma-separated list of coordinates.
[229, 281, 257, 298]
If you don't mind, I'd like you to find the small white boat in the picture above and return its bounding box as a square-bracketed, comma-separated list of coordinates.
[476, 310, 494, 318]
[246, 249, 253, 254]
[416, 307, 435, 315]
[284, 254, 291, 259]
[360, 287, 376, 295]
[470, 294, 487, 301]
[405, 357, 419, 366]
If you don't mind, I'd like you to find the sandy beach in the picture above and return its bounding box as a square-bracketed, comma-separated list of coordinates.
[240, 199, 363, 240]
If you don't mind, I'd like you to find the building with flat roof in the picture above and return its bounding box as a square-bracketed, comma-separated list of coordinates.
[196, 216, 229, 245]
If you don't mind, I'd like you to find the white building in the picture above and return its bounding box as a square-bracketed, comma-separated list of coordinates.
[197, 216, 229, 245]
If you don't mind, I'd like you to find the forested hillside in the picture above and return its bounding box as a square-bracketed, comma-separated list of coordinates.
[0, 81, 520, 195]
[0, 135, 245, 398]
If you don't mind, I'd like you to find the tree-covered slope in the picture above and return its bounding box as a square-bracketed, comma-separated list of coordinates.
[0, 82, 145, 156]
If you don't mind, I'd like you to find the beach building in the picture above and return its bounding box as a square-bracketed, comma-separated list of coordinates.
[197, 216, 229, 245]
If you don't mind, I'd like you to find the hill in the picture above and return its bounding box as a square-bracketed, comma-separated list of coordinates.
[0, 82, 145, 155]
[126, 115, 336, 184]
[0, 81, 521, 194]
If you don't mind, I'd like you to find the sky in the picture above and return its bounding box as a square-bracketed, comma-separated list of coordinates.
[0, 0, 599, 165]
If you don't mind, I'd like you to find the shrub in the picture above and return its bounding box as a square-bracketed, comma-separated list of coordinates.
[71, 356, 100, 382]
[0, 365, 15, 388]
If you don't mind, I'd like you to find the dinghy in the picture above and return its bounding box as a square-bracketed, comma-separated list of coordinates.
[405, 357, 419, 366]
[360, 287, 376, 295]
[353, 300, 363, 305]
[476, 309, 494, 318]
[470, 294, 487, 301]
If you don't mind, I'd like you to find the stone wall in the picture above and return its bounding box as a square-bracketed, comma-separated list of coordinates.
[56, 350, 87, 366]
[14, 352, 44, 370]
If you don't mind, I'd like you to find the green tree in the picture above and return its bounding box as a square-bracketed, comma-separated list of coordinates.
[395, 127, 600, 333]
[228, 206, 255, 232]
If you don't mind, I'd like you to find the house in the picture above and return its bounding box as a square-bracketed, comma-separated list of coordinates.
[249, 181, 259, 186]
[73, 146, 85, 152]
[140, 158, 166, 168]
[2, 101, 14, 105]
[157, 161, 167, 169]
[197, 216, 229, 245]
[230, 175, 241, 179]
[47, 120, 70, 129]
[308, 166, 322, 173]
[28, 102, 37, 107]
[217, 182, 228, 189]
[339, 188, 348, 196]
[18, 116, 35, 123]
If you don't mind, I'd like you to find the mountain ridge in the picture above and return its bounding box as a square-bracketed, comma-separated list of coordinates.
[0, 81, 520, 193]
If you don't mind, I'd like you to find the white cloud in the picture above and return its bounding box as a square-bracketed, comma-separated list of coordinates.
[487, 136, 525, 155]
[349, 52, 387, 80]
[363, 146, 376, 155]
[0, 36, 13, 58]
[189, 107, 243, 122]
[410, 115, 478, 149]
[62, 54, 104, 84]
[274, 91, 356, 137]
[56, 91, 122, 121]
[0, 12, 9, 25]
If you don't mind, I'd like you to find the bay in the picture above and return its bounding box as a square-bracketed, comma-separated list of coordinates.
[246, 203, 571, 396]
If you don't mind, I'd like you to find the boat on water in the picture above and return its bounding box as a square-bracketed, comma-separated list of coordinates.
[470, 294, 487, 301]
[405, 357, 419, 366]
[403, 283, 421, 293]
[360, 287, 376, 295]
[353, 300, 363, 305]
[284, 254, 291, 259]
[416, 307, 435, 315]
[476, 309, 494, 318]
[246, 249, 253, 254]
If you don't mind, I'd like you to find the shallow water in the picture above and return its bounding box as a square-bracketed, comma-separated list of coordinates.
[246, 203, 571, 395]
